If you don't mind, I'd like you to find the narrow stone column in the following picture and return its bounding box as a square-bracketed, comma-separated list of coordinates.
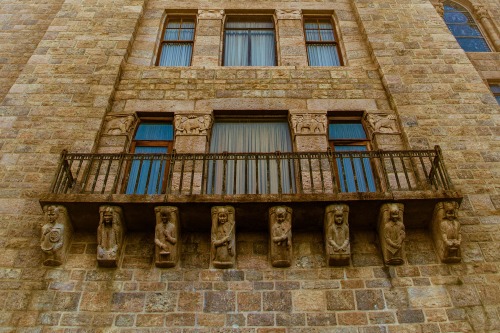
[275, 9, 308, 66]
[40, 205, 73, 266]
[474, 5, 500, 52]
[154, 206, 180, 268]
[191, 9, 224, 66]
[269, 206, 293, 267]
[431, 201, 462, 263]
[97, 205, 125, 268]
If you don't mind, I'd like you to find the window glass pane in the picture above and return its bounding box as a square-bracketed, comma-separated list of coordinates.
[456, 37, 490, 52]
[319, 29, 335, 41]
[307, 45, 340, 66]
[167, 20, 181, 28]
[329, 123, 367, 140]
[334, 145, 376, 192]
[447, 24, 482, 37]
[444, 11, 469, 23]
[134, 123, 174, 141]
[126, 146, 168, 194]
[226, 20, 274, 29]
[305, 30, 320, 41]
[495, 96, 500, 104]
[159, 44, 193, 66]
[490, 85, 500, 93]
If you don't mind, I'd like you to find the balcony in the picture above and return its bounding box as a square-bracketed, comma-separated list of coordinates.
[39, 147, 462, 232]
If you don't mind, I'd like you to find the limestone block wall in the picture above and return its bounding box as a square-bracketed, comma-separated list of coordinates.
[0, 0, 498, 332]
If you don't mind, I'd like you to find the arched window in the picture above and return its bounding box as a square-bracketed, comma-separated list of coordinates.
[443, 1, 491, 52]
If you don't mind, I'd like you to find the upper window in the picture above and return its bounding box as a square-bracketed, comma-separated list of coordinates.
[329, 118, 375, 193]
[223, 16, 277, 66]
[443, 1, 491, 52]
[304, 17, 342, 66]
[489, 84, 500, 105]
[126, 121, 174, 194]
[157, 17, 196, 66]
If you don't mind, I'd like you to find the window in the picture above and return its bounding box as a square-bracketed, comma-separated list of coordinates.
[304, 17, 342, 66]
[490, 84, 500, 105]
[157, 16, 195, 66]
[223, 16, 277, 66]
[443, 1, 491, 52]
[329, 118, 375, 192]
[208, 119, 293, 194]
[126, 122, 174, 194]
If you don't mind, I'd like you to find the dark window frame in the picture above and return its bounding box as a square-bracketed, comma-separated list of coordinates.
[222, 15, 278, 66]
[489, 83, 500, 105]
[156, 16, 196, 66]
[303, 16, 343, 66]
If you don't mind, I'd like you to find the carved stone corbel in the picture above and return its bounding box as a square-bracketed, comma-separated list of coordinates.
[174, 114, 213, 136]
[432, 201, 461, 263]
[276, 9, 302, 20]
[97, 205, 125, 267]
[103, 114, 137, 136]
[378, 203, 405, 265]
[154, 206, 180, 268]
[324, 204, 350, 266]
[289, 113, 327, 136]
[211, 206, 236, 269]
[198, 9, 224, 20]
[269, 206, 292, 267]
[40, 205, 73, 266]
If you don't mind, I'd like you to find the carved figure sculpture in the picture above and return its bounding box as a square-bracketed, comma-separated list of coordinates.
[378, 203, 405, 265]
[324, 204, 350, 266]
[432, 201, 462, 263]
[175, 115, 212, 135]
[97, 205, 125, 267]
[366, 113, 398, 134]
[211, 206, 236, 268]
[106, 115, 136, 135]
[40, 205, 72, 266]
[290, 114, 326, 134]
[154, 206, 179, 268]
[269, 206, 292, 267]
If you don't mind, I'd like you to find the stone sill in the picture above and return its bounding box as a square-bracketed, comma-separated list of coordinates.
[40, 190, 462, 233]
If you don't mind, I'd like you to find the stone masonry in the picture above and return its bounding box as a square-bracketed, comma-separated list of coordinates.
[0, 0, 499, 332]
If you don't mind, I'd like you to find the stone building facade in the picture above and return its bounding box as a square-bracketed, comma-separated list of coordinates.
[0, 0, 499, 331]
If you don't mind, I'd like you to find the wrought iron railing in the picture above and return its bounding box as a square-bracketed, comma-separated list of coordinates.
[49, 147, 454, 195]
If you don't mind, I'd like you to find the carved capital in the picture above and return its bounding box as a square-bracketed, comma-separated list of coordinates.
[365, 113, 399, 135]
[431, 201, 461, 263]
[174, 114, 213, 136]
[103, 113, 137, 136]
[473, 5, 489, 20]
[289, 113, 327, 135]
[41, 205, 73, 266]
[378, 203, 405, 265]
[324, 204, 350, 266]
[198, 9, 224, 19]
[275, 9, 302, 20]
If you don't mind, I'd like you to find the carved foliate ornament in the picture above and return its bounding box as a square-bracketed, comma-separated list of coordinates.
[365, 113, 399, 135]
[324, 204, 350, 266]
[432, 201, 461, 263]
[275, 9, 302, 20]
[174, 114, 213, 135]
[211, 206, 236, 269]
[154, 206, 180, 268]
[289, 113, 327, 135]
[378, 203, 405, 265]
[97, 205, 125, 267]
[104, 114, 137, 136]
[198, 9, 224, 19]
[41, 205, 73, 266]
[473, 5, 489, 20]
[269, 206, 292, 267]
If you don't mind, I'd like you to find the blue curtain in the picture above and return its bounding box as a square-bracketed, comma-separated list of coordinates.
[224, 21, 276, 66]
[126, 123, 173, 194]
[208, 122, 294, 194]
[334, 146, 376, 193]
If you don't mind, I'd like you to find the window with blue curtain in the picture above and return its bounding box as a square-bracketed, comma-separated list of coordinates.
[443, 1, 491, 52]
[157, 17, 195, 66]
[223, 17, 277, 66]
[490, 84, 500, 105]
[329, 121, 376, 192]
[304, 18, 341, 66]
[126, 122, 173, 194]
[208, 121, 294, 194]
